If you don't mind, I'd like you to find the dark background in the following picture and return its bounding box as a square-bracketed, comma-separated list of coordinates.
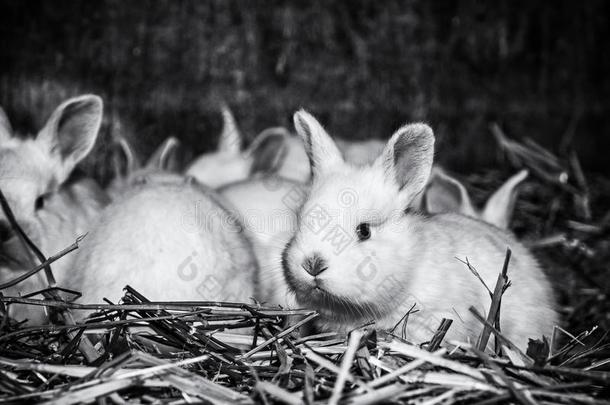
[0, 0, 609, 180]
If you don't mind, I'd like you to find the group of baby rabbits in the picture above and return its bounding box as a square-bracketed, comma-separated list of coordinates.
[0, 94, 558, 349]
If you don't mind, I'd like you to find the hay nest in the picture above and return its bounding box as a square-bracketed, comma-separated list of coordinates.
[0, 129, 609, 404]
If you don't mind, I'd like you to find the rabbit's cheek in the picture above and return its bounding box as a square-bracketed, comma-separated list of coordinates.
[281, 241, 315, 292]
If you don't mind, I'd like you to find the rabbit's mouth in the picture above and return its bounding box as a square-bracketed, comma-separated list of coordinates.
[291, 280, 385, 323]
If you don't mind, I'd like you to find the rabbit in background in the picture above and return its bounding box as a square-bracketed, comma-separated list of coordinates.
[186, 104, 296, 187]
[420, 167, 529, 229]
[186, 104, 392, 187]
[219, 176, 307, 309]
[281, 110, 558, 349]
[68, 151, 260, 318]
[107, 136, 183, 199]
[0, 95, 109, 325]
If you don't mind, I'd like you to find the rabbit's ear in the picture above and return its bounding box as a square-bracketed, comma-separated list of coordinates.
[36, 94, 103, 184]
[377, 123, 434, 205]
[425, 168, 477, 217]
[293, 110, 343, 179]
[146, 137, 180, 171]
[0, 106, 13, 142]
[248, 128, 289, 175]
[112, 137, 139, 179]
[482, 169, 528, 229]
[217, 103, 242, 154]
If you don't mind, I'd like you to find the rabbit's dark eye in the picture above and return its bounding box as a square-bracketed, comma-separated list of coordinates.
[34, 195, 45, 211]
[356, 223, 371, 241]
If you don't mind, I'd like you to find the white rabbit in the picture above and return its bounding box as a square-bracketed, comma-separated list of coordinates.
[186, 104, 295, 187]
[107, 136, 183, 199]
[421, 167, 529, 229]
[69, 175, 259, 312]
[281, 110, 558, 349]
[218, 176, 308, 308]
[0, 95, 109, 325]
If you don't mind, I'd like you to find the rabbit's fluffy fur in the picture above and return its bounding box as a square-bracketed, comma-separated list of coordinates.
[0, 96, 108, 325]
[70, 180, 259, 314]
[282, 111, 558, 349]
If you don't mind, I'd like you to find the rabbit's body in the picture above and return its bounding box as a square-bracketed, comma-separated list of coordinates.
[219, 176, 306, 308]
[69, 179, 259, 310]
[282, 110, 558, 350]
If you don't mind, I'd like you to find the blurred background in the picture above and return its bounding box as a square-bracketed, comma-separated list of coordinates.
[1, 0, 609, 182]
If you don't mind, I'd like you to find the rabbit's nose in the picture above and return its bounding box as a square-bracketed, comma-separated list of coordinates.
[302, 254, 328, 277]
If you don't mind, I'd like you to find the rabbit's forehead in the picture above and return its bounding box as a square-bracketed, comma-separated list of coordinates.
[0, 145, 51, 193]
[307, 170, 399, 224]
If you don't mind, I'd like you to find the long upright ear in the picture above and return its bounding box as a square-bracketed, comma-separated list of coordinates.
[377, 123, 434, 205]
[482, 169, 528, 229]
[247, 128, 289, 175]
[112, 137, 139, 179]
[0, 106, 12, 142]
[293, 110, 343, 179]
[36, 95, 103, 184]
[146, 136, 180, 171]
[425, 167, 477, 217]
[217, 103, 242, 154]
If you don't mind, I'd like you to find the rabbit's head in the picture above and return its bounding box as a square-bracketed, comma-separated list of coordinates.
[282, 110, 434, 322]
[109, 136, 183, 198]
[0, 95, 102, 267]
[187, 104, 289, 187]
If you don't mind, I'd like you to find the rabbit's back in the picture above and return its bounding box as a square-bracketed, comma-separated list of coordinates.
[405, 212, 557, 347]
[69, 181, 258, 308]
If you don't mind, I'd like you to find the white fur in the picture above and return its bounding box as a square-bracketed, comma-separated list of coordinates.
[68, 179, 259, 312]
[219, 176, 308, 308]
[282, 110, 558, 350]
[0, 96, 108, 324]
